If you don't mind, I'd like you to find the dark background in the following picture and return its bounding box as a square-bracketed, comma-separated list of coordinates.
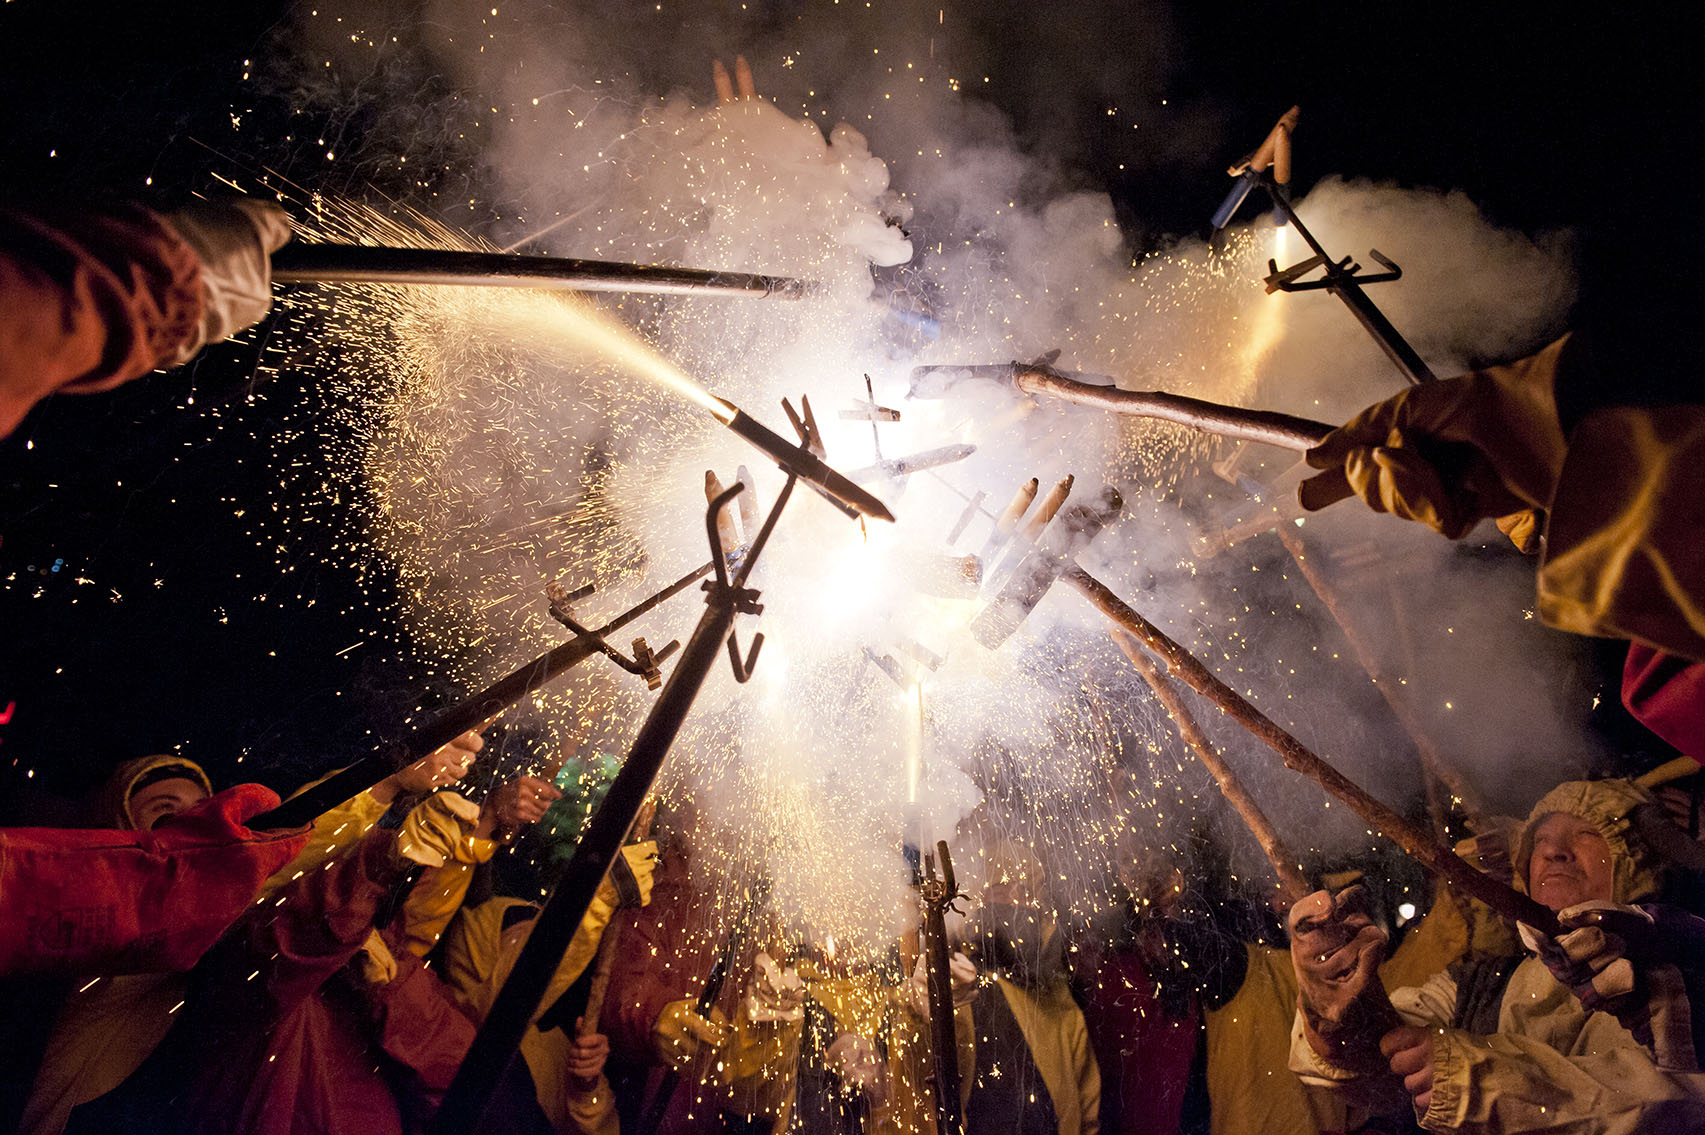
[1, 1, 1695, 817]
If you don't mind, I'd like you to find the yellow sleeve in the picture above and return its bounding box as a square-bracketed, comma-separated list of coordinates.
[398, 855, 482, 957]
[718, 1002, 804, 1120]
[1206, 943, 1347, 1135]
[1071, 1005, 1102, 1135]
[1425, 1025, 1705, 1134]
[257, 789, 387, 900]
[519, 1028, 619, 1135]
[1539, 404, 1705, 661]
[1286, 969, 1456, 1124]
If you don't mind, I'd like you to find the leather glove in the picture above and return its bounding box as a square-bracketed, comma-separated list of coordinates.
[652, 1000, 731, 1072]
[1298, 337, 1570, 545]
[744, 950, 805, 1023]
[826, 1033, 888, 1105]
[1523, 902, 1705, 1055]
[1288, 886, 1400, 1074]
[394, 791, 482, 868]
[1528, 901, 1653, 1007]
[589, 840, 658, 928]
[1455, 815, 1520, 885]
[907, 951, 978, 1017]
[159, 198, 291, 364]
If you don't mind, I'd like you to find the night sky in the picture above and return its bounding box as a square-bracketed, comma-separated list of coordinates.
[1, 1, 1695, 820]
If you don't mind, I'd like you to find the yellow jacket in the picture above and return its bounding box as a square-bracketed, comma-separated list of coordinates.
[987, 976, 1101, 1135]
[1292, 955, 1705, 1133]
[1204, 944, 1341, 1135]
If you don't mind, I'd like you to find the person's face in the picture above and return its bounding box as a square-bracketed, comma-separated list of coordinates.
[129, 777, 210, 830]
[1528, 812, 1616, 910]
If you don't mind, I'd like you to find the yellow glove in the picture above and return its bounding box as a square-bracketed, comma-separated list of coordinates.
[394, 791, 482, 868]
[1298, 337, 1570, 543]
[652, 1000, 731, 1072]
[592, 840, 658, 918]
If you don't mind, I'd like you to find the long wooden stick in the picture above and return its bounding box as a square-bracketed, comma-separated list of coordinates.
[1013, 369, 1332, 452]
[1114, 633, 1311, 901]
[1066, 567, 1557, 934]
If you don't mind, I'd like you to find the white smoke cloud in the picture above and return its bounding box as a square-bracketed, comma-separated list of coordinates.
[265, 0, 1594, 945]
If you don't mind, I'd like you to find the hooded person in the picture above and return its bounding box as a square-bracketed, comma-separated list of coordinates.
[60, 788, 494, 1135]
[17, 734, 485, 1135]
[0, 752, 306, 979]
[15, 757, 214, 1135]
[962, 840, 1100, 1135]
[420, 837, 658, 1135]
[1287, 776, 1705, 1134]
[602, 803, 805, 1134]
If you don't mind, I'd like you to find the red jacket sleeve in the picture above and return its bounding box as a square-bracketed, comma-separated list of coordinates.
[235, 822, 411, 1010]
[0, 204, 203, 435]
[0, 784, 309, 976]
[363, 947, 479, 1100]
[1624, 644, 1705, 765]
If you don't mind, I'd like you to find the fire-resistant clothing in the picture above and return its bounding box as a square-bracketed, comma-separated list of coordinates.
[20, 760, 398, 1131]
[62, 818, 462, 1135]
[965, 972, 1101, 1135]
[94, 754, 215, 831]
[1299, 337, 1570, 542]
[1290, 778, 1705, 1133]
[1204, 944, 1343, 1135]
[22, 774, 402, 1135]
[1299, 331, 1705, 757]
[1621, 645, 1705, 766]
[438, 894, 633, 1135]
[858, 955, 975, 1135]
[603, 851, 801, 1133]
[1300, 332, 1705, 658]
[1073, 907, 1241, 1135]
[0, 200, 289, 438]
[0, 783, 307, 977]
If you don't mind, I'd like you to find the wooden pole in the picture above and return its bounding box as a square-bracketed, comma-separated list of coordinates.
[1065, 567, 1557, 934]
[1114, 633, 1311, 901]
[1012, 369, 1332, 452]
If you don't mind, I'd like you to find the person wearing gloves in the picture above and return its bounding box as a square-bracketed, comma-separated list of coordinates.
[1287, 776, 1705, 1134]
[0, 197, 291, 437]
[603, 804, 806, 1133]
[18, 733, 485, 1135]
[61, 787, 497, 1134]
[1295, 328, 1705, 763]
[962, 840, 1100, 1135]
[0, 765, 307, 979]
[785, 926, 975, 1135]
[415, 832, 658, 1135]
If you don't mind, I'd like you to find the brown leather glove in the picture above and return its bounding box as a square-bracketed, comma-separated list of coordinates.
[1298, 337, 1570, 546]
[1289, 886, 1401, 1074]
